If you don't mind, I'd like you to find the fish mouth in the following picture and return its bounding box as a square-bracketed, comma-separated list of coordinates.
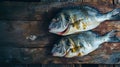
[49, 25, 68, 35]
[52, 53, 65, 57]
[57, 25, 69, 35]
[52, 48, 70, 57]
[49, 23, 69, 35]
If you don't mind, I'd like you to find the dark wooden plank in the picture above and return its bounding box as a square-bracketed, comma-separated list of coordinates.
[0, 2, 68, 21]
[0, 21, 60, 47]
[11, 64, 27, 67]
[82, 64, 98, 67]
[99, 64, 115, 67]
[0, 47, 47, 63]
[0, 46, 83, 64]
[0, 1, 115, 21]
[0, 64, 27, 67]
[74, 64, 82, 67]
[108, 65, 114, 67]
[99, 64, 108, 67]
[28, 64, 41, 67]
[115, 64, 120, 67]
[41, 64, 74, 67]
[105, 65, 113, 67]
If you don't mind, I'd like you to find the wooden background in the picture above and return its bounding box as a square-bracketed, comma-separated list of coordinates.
[0, 0, 120, 65]
[0, 64, 120, 67]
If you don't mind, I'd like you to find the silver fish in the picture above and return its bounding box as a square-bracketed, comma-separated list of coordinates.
[49, 6, 120, 35]
[51, 30, 120, 58]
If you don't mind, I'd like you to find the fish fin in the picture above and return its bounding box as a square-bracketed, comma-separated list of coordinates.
[108, 36, 120, 42]
[109, 8, 120, 20]
[106, 30, 120, 42]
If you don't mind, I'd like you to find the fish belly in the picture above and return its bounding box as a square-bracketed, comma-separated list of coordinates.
[62, 21, 100, 35]
[84, 21, 100, 31]
[65, 45, 95, 57]
[80, 46, 94, 56]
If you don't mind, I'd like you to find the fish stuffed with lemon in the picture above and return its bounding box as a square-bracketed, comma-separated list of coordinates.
[51, 30, 120, 58]
[49, 5, 120, 35]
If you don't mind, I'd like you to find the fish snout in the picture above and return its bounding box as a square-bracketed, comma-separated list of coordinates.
[52, 53, 57, 56]
[52, 53, 60, 56]
[48, 28, 52, 32]
[52, 52, 65, 57]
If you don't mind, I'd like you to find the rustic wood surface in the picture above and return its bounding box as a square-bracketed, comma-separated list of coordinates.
[0, 64, 120, 67]
[0, 0, 120, 64]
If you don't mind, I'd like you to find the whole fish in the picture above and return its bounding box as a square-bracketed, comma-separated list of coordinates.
[51, 30, 120, 58]
[49, 5, 120, 35]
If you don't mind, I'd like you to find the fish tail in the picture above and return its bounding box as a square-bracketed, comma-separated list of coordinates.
[109, 8, 120, 20]
[109, 35, 120, 42]
[106, 30, 120, 42]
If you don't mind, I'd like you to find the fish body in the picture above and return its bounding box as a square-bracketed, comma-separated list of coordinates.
[51, 30, 120, 58]
[49, 6, 120, 35]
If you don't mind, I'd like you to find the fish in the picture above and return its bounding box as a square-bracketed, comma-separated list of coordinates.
[49, 5, 120, 35]
[51, 30, 120, 58]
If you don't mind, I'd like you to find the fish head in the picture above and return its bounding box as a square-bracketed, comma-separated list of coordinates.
[49, 12, 69, 35]
[51, 38, 70, 57]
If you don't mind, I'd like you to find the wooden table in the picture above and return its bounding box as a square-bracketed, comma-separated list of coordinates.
[0, 0, 120, 64]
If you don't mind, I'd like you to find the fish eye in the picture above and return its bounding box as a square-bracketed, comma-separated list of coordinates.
[54, 44, 60, 48]
[52, 18, 60, 22]
[57, 45, 61, 48]
[54, 44, 57, 47]
[65, 15, 69, 21]
[52, 18, 57, 22]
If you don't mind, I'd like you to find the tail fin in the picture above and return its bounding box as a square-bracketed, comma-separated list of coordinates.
[109, 35, 120, 42]
[109, 8, 120, 20]
[106, 30, 120, 42]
